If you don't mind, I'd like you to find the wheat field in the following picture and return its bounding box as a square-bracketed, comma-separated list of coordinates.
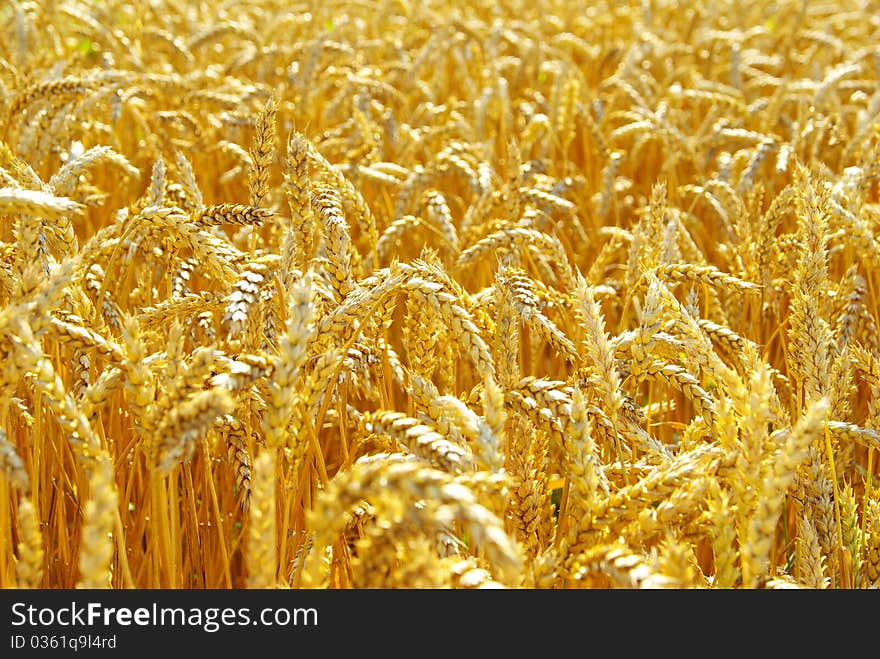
[1, 0, 879, 590]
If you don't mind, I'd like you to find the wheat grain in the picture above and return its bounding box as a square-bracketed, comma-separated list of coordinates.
[2, 0, 879, 591]
[15, 497, 43, 588]
[76, 457, 117, 589]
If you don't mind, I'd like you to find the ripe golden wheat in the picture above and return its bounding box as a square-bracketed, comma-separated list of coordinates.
[1, 0, 879, 589]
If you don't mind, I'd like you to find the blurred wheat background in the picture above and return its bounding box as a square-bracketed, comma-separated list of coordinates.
[1, 0, 879, 589]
